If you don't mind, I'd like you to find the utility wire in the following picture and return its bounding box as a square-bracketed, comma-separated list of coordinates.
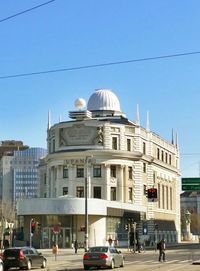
[0, 0, 56, 23]
[0, 50, 200, 79]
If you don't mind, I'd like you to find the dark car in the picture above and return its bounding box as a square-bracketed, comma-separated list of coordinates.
[2, 246, 47, 270]
[83, 246, 124, 270]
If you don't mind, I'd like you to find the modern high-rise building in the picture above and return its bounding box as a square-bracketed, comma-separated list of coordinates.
[0, 146, 47, 208]
[17, 89, 180, 249]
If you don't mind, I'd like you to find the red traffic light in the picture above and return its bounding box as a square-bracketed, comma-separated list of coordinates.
[31, 222, 36, 233]
[147, 188, 157, 199]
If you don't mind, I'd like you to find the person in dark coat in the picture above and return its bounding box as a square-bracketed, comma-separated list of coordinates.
[158, 238, 166, 262]
[74, 240, 78, 254]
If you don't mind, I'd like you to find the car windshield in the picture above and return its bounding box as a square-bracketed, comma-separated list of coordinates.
[89, 247, 108, 253]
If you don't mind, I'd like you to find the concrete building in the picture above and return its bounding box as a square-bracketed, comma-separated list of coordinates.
[17, 89, 181, 248]
[180, 191, 200, 238]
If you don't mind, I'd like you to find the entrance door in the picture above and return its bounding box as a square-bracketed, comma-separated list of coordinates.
[42, 227, 71, 248]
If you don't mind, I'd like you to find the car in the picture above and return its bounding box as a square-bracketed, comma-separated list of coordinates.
[83, 246, 125, 270]
[2, 246, 47, 270]
[0, 258, 3, 271]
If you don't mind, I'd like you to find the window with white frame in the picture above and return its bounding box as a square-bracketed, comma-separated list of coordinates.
[63, 187, 68, 195]
[76, 186, 84, 198]
[128, 187, 133, 201]
[112, 137, 118, 150]
[93, 165, 101, 177]
[93, 186, 101, 199]
[110, 165, 117, 178]
[63, 166, 68, 178]
[128, 166, 133, 179]
[143, 163, 147, 173]
[127, 138, 131, 151]
[76, 166, 84, 178]
[110, 187, 116, 201]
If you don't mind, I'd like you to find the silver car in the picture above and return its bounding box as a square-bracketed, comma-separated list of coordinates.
[83, 246, 125, 270]
[0, 258, 3, 271]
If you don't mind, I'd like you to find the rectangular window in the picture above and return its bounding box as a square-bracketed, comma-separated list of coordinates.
[128, 166, 133, 179]
[76, 186, 84, 198]
[93, 165, 101, 178]
[170, 187, 173, 210]
[143, 142, 146, 154]
[127, 138, 131, 151]
[63, 166, 68, 178]
[110, 187, 116, 201]
[110, 165, 116, 178]
[93, 186, 101, 199]
[157, 148, 160, 159]
[143, 163, 146, 173]
[112, 137, 118, 150]
[169, 154, 172, 165]
[165, 153, 168, 163]
[161, 150, 164, 161]
[128, 187, 133, 201]
[63, 187, 68, 195]
[52, 139, 55, 152]
[166, 186, 169, 210]
[162, 185, 165, 209]
[77, 166, 84, 178]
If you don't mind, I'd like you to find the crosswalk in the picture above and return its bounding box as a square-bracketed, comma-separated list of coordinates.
[125, 259, 195, 265]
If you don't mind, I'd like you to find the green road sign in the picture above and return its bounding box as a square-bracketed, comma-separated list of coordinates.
[182, 185, 200, 191]
[181, 178, 200, 191]
[182, 178, 200, 184]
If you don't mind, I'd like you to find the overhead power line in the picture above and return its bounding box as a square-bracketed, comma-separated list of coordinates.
[0, 50, 200, 79]
[0, 0, 56, 23]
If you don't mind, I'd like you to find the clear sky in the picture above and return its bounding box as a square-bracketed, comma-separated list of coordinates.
[0, 0, 200, 177]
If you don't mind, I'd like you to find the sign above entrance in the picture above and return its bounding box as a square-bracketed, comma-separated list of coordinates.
[64, 158, 96, 165]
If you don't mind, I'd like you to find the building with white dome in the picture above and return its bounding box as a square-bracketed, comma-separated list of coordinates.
[17, 89, 180, 249]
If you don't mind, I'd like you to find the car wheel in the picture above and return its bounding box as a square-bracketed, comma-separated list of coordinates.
[110, 260, 115, 269]
[120, 258, 125, 267]
[41, 259, 46, 268]
[27, 260, 32, 270]
[84, 264, 89, 270]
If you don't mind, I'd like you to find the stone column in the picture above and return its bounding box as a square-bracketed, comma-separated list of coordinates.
[105, 164, 110, 200]
[118, 165, 124, 202]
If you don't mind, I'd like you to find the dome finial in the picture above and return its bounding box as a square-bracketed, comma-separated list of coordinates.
[146, 111, 150, 132]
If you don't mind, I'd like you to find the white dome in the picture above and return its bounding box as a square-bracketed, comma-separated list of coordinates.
[87, 89, 121, 112]
[74, 98, 86, 110]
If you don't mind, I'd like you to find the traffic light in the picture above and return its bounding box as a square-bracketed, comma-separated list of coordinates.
[124, 224, 129, 231]
[147, 188, 157, 199]
[31, 222, 36, 234]
[37, 223, 41, 231]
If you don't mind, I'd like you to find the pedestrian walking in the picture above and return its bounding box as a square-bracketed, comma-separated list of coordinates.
[52, 242, 58, 261]
[74, 240, 78, 254]
[157, 238, 166, 262]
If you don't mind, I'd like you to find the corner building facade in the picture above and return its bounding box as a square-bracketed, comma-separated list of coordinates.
[18, 89, 180, 248]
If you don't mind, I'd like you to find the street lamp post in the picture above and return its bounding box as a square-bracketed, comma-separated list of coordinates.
[29, 218, 34, 247]
[85, 156, 93, 252]
[133, 222, 137, 253]
[85, 158, 88, 252]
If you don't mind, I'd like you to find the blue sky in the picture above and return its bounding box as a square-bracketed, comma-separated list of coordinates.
[0, 0, 200, 177]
